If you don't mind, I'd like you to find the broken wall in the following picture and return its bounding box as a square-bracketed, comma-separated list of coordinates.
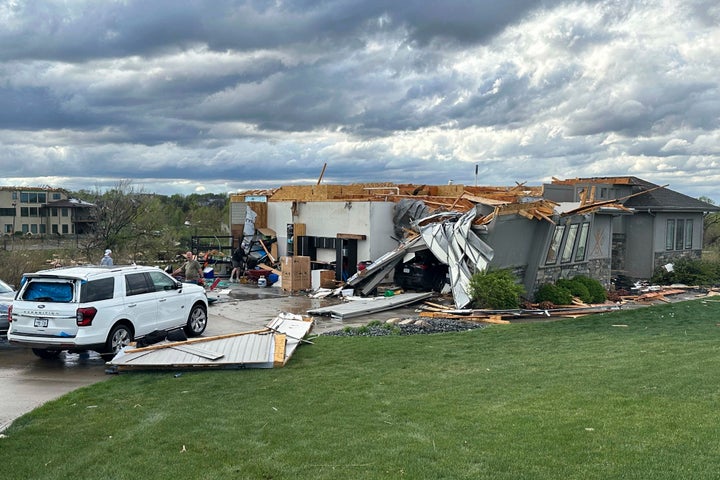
[266, 200, 397, 262]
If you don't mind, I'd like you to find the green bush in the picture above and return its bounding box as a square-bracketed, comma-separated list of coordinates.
[651, 257, 720, 286]
[572, 275, 607, 303]
[469, 269, 525, 309]
[534, 283, 573, 305]
[556, 278, 591, 303]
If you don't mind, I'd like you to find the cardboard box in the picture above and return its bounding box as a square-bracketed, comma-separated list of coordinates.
[281, 256, 311, 291]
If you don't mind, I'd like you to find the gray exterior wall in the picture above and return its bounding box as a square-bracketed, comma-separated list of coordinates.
[535, 214, 612, 297]
[616, 213, 654, 279]
[483, 212, 614, 299]
[614, 210, 705, 279]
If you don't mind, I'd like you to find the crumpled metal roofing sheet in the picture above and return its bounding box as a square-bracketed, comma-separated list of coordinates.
[418, 209, 494, 309]
[108, 315, 313, 370]
[307, 292, 433, 319]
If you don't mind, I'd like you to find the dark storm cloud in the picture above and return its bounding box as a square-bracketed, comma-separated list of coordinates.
[0, 0, 718, 202]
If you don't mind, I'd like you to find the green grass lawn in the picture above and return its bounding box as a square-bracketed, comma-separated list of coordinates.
[2, 298, 720, 479]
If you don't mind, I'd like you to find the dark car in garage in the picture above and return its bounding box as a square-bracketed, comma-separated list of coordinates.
[394, 250, 449, 292]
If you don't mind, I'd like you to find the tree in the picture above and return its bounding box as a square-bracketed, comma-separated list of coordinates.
[79, 180, 150, 261]
[701, 196, 720, 251]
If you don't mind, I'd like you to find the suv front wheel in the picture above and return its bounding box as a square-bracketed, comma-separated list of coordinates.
[185, 303, 207, 337]
[105, 323, 133, 355]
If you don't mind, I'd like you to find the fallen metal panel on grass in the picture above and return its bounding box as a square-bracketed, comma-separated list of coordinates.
[307, 292, 433, 319]
[107, 314, 313, 371]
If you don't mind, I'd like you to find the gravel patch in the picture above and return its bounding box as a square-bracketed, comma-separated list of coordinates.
[321, 318, 487, 337]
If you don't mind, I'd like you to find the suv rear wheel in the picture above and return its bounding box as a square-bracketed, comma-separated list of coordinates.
[105, 323, 133, 355]
[185, 303, 207, 337]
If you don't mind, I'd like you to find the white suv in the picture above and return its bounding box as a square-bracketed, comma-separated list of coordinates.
[7, 265, 208, 358]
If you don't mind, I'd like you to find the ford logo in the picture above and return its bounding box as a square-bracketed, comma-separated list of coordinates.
[37, 304, 46, 308]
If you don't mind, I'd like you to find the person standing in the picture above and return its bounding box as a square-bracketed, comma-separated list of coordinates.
[100, 249, 113, 266]
[229, 246, 245, 282]
[173, 251, 204, 284]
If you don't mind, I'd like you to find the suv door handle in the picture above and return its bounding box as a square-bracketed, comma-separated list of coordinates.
[128, 303, 137, 308]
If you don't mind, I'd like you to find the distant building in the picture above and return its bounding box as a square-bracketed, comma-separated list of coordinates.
[0, 187, 96, 236]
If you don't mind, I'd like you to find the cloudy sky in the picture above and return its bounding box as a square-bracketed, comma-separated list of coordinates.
[1, 0, 719, 202]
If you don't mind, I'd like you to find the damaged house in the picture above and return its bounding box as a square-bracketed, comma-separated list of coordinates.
[230, 177, 718, 308]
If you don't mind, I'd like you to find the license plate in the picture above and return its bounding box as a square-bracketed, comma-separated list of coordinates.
[34, 318, 49, 328]
[403, 268, 410, 273]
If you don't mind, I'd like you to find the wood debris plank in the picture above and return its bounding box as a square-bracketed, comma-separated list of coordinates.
[418, 311, 510, 324]
[273, 333, 287, 367]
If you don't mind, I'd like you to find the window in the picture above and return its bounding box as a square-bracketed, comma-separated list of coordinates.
[20, 192, 46, 203]
[30, 224, 37, 234]
[52, 224, 58, 234]
[666, 220, 675, 250]
[666, 218, 693, 251]
[62, 208, 69, 217]
[125, 273, 153, 296]
[546, 225, 565, 265]
[148, 271, 177, 292]
[685, 220, 693, 249]
[51, 208, 58, 217]
[52, 193, 61, 200]
[61, 224, 69, 234]
[21, 224, 28, 233]
[40, 224, 46, 234]
[80, 278, 115, 302]
[22, 281, 75, 302]
[4, 224, 11, 233]
[575, 223, 590, 262]
[0, 208, 15, 216]
[561, 224, 579, 263]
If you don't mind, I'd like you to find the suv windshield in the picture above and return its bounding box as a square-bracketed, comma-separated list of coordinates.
[22, 281, 75, 303]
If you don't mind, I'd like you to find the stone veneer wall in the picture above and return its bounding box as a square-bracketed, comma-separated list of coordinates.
[531, 258, 612, 299]
[611, 233, 625, 272]
[653, 249, 702, 270]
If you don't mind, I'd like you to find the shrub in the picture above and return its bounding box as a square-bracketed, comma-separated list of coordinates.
[650, 257, 720, 286]
[534, 283, 573, 306]
[556, 278, 591, 303]
[469, 269, 525, 309]
[572, 275, 607, 303]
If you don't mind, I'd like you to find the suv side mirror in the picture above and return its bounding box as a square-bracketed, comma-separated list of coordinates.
[175, 280, 183, 290]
